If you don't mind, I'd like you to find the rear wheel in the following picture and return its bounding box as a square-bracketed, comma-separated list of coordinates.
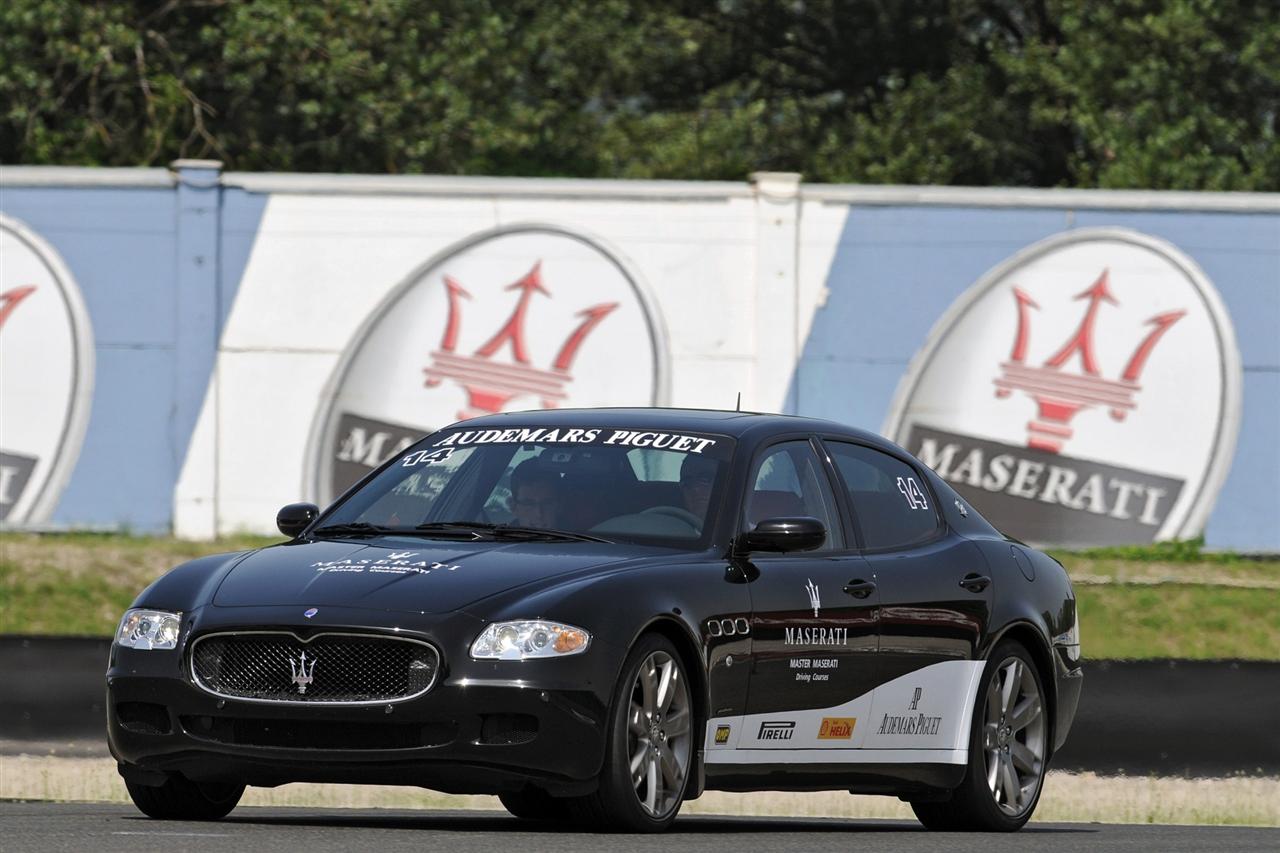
[125, 775, 244, 820]
[568, 635, 695, 832]
[912, 640, 1048, 832]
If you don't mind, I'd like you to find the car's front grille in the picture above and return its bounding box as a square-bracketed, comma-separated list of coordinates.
[190, 632, 440, 704]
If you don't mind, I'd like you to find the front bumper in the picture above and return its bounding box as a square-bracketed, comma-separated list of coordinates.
[106, 605, 617, 796]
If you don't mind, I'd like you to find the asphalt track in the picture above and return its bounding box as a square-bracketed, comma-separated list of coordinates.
[5, 803, 1276, 852]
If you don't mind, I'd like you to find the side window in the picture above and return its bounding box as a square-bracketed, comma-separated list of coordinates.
[827, 442, 940, 550]
[745, 441, 844, 551]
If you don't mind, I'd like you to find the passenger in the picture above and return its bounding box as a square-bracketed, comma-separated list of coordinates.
[509, 459, 562, 528]
[679, 454, 718, 521]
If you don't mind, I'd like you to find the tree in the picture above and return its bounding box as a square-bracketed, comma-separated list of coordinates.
[2, 0, 1275, 189]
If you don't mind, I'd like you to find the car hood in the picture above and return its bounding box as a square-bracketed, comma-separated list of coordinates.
[211, 537, 642, 614]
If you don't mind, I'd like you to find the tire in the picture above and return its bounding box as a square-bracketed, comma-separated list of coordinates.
[567, 634, 696, 832]
[499, 788, 570, 821]
[912, 640, 1049, 832]
[125, 775, 244, 820]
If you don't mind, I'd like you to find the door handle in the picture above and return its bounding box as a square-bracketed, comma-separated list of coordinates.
[843, 579, 877, 599]
[960, 573, 991, 593]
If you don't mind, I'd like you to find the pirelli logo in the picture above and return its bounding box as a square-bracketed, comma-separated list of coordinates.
[757, 721, 795, 741]
[818, 717, 856, 740]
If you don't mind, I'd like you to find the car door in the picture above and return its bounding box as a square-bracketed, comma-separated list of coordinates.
[822, 439, 992, 758]
[735, 438, 880, 752]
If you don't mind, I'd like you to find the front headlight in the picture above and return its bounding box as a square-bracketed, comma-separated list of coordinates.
[116, 609, 183, 650]
[470, 620, 591, 660]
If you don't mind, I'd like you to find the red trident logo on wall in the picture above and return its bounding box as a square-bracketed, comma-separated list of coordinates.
[422, 261, 618, 420]
[994, 269, 1185, 453]
[0, 286, 36, 333]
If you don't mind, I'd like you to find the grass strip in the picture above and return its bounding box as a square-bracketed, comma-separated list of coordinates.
[2, 533, 1278, 659]
[1076, 584, 1280, 660]
[0, 533, 277, 636]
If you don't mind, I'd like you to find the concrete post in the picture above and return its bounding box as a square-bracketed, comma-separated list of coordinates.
[750, 171, 803, 413]
[170, 159, 222, 538]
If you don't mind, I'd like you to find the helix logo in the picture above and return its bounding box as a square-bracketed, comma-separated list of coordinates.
[308, 225, 669, 504]
[885, 229, 1241, 547]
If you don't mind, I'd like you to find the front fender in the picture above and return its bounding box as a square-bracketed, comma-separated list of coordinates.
[130, 549, 260, 613]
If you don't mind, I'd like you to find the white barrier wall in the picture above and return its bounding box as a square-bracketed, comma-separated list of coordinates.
[3, 165, 1277, 549]
[176, 174, 810, 536]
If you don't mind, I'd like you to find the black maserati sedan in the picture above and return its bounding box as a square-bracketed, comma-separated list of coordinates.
[108, 408, 1081, 832]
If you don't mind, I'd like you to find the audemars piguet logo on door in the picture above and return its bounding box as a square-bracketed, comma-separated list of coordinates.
[884, 229, 1242, 547]
[0, 215, 95, 526]
[307, 225, 669, 503]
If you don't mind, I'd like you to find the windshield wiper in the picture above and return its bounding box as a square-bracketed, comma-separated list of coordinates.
[490, 524, 612, 544]
[414, 521, 611, 544]
[405, 521, 493, 540]
[310, 522, 397, 538]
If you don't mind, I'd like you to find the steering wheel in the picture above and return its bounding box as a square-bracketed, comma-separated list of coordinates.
[641, 505, 703, 533]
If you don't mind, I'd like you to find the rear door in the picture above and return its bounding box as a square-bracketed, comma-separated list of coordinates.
[823, 439, 991, 759]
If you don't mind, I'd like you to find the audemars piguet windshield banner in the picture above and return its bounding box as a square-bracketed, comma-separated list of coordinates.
[0, 215, 95, 525]
[307, 224, 669, 504]
[884, 229, 1242, 547]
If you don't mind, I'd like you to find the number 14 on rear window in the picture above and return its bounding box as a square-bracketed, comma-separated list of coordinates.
[897, 476, 929, 510]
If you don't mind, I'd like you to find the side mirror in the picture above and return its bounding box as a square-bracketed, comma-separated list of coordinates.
[277, 502, 319, 538]
[740, 516, 826, 553]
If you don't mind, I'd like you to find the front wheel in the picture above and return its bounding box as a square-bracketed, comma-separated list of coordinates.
[568, 635, 695, 832]
[125, 775, 244, 820]
[912, 640, 1049, 831]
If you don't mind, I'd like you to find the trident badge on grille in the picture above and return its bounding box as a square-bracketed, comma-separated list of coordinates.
[289, 651, 316, 694]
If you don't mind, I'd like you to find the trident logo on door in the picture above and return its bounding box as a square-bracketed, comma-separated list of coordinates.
[805, 578, 821, 618]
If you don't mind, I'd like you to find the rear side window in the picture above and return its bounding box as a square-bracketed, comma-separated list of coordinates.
[826, 442, 939, 550]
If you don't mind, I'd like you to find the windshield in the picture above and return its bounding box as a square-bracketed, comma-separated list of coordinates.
[318, 425, 736, 547]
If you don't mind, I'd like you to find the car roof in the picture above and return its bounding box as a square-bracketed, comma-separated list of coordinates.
[445, 407, 902, 452]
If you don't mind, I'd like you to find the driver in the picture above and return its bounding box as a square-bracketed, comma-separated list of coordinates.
[510, 459, 562, 528]
[678, 454, 717, 521]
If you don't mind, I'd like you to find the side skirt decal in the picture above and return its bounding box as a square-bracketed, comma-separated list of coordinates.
[704, 659, 985, 764]
[703, 748, 968, 766]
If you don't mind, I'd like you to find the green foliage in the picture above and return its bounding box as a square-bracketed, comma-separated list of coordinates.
[1, 0, 1277, 187]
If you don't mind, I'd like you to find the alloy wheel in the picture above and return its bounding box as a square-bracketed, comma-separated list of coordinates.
[626, 650, 691, 818]
[983, 655, 1046, 816]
